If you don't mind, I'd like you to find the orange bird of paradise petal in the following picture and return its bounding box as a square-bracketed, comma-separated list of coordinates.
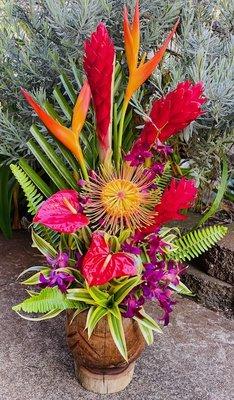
[123, 0, 179, 104]
[21, 81, 91, 179]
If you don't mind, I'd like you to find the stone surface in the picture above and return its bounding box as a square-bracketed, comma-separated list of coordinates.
[182, 265, 233, 318]
[194, 224, 234, 285]
[0, 232, 234, 400]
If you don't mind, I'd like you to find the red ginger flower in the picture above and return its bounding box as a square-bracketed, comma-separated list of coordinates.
[84, 23, 115, 164]
[139, 178, 197, 236]
[33, 190, 89, 233]
[130, 81, 206, 156]
[81, 232, 136, 286]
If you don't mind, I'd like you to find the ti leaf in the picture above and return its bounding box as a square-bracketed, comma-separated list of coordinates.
[107, 307, 128, 361]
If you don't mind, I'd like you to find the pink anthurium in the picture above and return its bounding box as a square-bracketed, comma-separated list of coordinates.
[81, 232, 137, 286]
[33, 190, 89, 233]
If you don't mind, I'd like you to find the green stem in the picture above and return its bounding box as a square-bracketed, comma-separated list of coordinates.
[116, 100, 128, 171]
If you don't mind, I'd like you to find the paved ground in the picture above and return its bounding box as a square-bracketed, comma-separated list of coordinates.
[0, 232, 233, 400]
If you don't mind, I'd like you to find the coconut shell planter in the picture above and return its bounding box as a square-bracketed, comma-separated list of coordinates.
[11, 0, 227, 395]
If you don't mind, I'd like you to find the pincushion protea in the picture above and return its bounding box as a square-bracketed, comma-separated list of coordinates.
[84, 23, 115, 164]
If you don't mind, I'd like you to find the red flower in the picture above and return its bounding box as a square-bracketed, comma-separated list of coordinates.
[84, 23, 115, 164]
[81, 232, 137, 286]
[139, 178, 197, 236]
[130, 81, 206, 154]
[33, 190, 89, 233]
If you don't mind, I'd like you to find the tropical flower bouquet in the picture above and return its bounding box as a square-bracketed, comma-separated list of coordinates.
[11, 0, 227, 394]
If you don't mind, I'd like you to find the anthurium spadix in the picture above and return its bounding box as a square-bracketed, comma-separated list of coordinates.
[21, 81, 91, 180]
[84, 23, 115, 165]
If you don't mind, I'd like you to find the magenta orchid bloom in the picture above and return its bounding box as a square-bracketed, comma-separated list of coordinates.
[33, 189, 89, 233]
[81, 232, 137, 286]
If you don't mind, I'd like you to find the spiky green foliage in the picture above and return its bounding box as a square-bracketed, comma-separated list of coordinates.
[12, 286, 80, 313]
[170, 225, 228, 261]
[10, 164, 43, 214]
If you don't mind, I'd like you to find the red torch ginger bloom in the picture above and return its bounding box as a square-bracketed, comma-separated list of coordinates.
[81, 232, 137, 286]
[84, 23, 115, 164]
[129, 81, 206, 159]
[139, 178, 197, 236]
[33, 190, 89, 233]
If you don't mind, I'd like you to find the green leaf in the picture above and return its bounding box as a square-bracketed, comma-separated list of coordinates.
[12, 287, 79, 314]
[67, 288, 96, 305]
[32, 231, 57, 258]
[170, 225, 228, 261]
[134, 310, 162, 333]
[21, 269, 50, 285]
[53, 86, 72, 120]
[107, 308, 128, 361]
[19, 158, 53, 198]
[87, 286, 109, 306]
[60, 72, 77, 104]
[86, 306, 108, 338]
[30, 125, 77, 189]
[14, 309, 63, 321]
[169, 281, 194, 296]
[10, 164, 43, 214]
[137, 321, 154, 345]
[114, 276, 141, 304]
[197, 156, 229, 227]
[27, 139, 68, 190]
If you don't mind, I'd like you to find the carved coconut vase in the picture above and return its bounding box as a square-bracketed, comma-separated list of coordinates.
[66, 310, 145, 394]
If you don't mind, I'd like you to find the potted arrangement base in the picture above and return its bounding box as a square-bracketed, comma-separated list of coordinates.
[66, 310, 145, 393]
[11, 0, 227, 395]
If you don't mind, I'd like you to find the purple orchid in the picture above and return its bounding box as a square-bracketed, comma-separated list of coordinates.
[122, 242, 141, 255]
[125, 146, 152, 166]
[39, 270, 74, 293]
[122, 293, 145, 318]
[46, 252, 69, 268]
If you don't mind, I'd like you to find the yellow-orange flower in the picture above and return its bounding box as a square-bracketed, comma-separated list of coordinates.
[123, 0, 179, 104]
[21, 81, 91, 179]
[82, 163, 161, 234]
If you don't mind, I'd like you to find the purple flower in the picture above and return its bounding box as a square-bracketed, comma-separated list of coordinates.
[148, 234, 167, 262]
[122, 293, 145, 318]
[125, 147, 152, 166]
[39, 270, 74, 293]
[122, 242, 141, 255]
[154, 140, 173, 156]
[46, 252, 69, 268]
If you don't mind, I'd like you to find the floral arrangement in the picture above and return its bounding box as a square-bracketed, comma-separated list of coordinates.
[12, 1, 227, 361]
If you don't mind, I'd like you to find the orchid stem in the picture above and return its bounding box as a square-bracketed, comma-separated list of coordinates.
[116, 100, 128, 171]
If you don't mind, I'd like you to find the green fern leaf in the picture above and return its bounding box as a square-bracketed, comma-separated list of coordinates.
[155, 161, 172, 190]
[10, 164, 43, 214]
[12, 287, 80, 314]
[170, 225, 228, 261]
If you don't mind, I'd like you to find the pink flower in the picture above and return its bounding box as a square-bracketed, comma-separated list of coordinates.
[81, 232, 137, 286]
[33, 190, 89, 233]
[84, 23, 115, 163]
[129, 81, 206, 157]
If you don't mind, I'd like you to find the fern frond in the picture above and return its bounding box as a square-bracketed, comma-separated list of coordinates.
[156, 161, 172, 190]
[12, 287, 80, 314]
[170, 225, 228, 261]
[33, 224, 60, 247]
[10, 164, 43, 215]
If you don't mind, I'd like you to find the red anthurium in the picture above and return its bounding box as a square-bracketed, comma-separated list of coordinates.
[129, 81, 206, 156]
[84, 23, 115, 164]
[33, 190, 89, 233]
[81, 232, 137, 286]
[139, 178, 197, 236]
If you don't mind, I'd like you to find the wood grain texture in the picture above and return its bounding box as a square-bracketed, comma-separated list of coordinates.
[66, 310, 145, 374]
